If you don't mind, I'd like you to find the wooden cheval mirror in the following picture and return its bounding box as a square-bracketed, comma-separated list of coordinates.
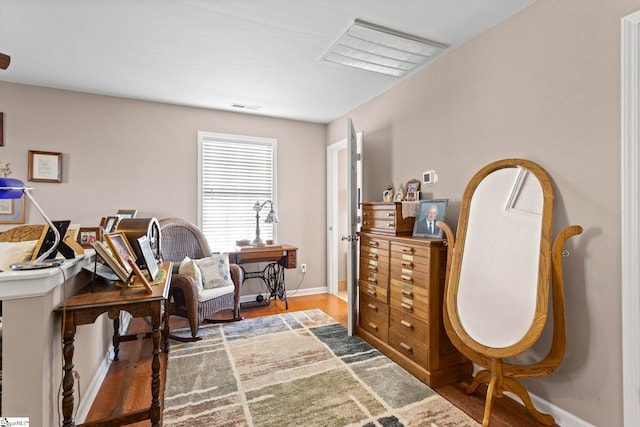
[437, 158, 582, 426]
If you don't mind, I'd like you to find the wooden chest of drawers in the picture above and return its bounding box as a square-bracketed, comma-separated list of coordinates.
[356, 231, 471, 387]
[361, 202, 415, 236]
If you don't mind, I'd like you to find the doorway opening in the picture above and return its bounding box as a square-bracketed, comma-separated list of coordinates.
[326, 133, 362, 303]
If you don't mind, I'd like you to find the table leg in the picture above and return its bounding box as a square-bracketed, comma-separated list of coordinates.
[150, 303, 162, 427]
[163, 298, 170, 353]
[61, 311, 76, 427]
[113, 315, 121, 361]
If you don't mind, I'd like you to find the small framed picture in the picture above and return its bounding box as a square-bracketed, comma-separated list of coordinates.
[382, 189, 393, 202]
[0, 198, 24, 224]
[137, 235, 159, 281]
[101, 215, 119, 234]
[394, 190, 404, 202]
[28, 150, 62, 183]
[116, 209, 138, 219]
[78, 227, 101, 249]
[404, 179, 421, 201]
[413, 199, 448, 239]
[104, 232, 137, 273]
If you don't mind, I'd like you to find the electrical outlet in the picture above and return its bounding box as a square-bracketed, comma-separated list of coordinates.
[301, 263, 307, 273]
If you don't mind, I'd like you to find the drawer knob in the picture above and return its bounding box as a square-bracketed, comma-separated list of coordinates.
[400, 320, 413, 329]
[368, 253, 378, 260]
[386, 212, 395, 217]
[368, 322, 378, 330]
[401, 275, 413, 284]
[369, 241, 379, 247]
[401, 247, 414, 254]
[387, 222, 395, 228]
[368, 289, 377, 296]
[400, 342, 412, 352]
[367, 303, 377, 311]
[368, 277, 377, 284]
[401, 260, 413, 268]
[401, 289, 413, 298]
[401, 302, 413, 312]
[369, 266, 378, 273]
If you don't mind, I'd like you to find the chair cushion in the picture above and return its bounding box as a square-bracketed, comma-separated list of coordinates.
[197, 284, 235, 302]
[178, 256, 204, 293]
[0, 240, 39, 271]
[195, 254, 234, 289]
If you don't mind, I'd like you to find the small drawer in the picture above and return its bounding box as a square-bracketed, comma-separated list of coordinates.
[285, 250, 297, 269]
[389, 330, 429, 367]
[389, 307, 429, 344]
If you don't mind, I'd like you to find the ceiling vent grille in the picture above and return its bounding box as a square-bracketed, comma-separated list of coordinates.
[322, 19, 447, 77]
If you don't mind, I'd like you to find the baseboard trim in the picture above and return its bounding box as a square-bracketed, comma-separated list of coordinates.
[528, 392, 595, 427]
[74, 312, 132, 423]
[240, 286, 329, 303]
[73, 347, 113, 423]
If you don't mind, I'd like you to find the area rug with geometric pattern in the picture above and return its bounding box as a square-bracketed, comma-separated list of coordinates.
[163, 309, 479, 427]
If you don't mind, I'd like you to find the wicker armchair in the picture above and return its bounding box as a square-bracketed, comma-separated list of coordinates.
[159, 218, 243, 340]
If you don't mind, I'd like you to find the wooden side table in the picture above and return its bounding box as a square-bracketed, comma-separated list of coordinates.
[55, 261, 172, 427]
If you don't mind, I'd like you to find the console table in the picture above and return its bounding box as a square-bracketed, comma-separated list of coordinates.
[226, 244, 297, 309]
[55, 261, 172, 427]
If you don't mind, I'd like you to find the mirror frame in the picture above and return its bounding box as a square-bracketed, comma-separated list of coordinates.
[444, 158, 555, 358]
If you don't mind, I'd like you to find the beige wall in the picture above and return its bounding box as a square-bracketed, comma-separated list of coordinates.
[0, 81, 327, 295]
[0, 81, 328, 419]
[328, 1, 638, 425]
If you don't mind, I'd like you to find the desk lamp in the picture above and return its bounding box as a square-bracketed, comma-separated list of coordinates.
[0, 177, 62, 268]
[251, 200, 278, 246]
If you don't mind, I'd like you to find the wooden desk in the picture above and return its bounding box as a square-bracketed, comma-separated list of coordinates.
[226, 244, 297, 309]
[55, 261, 172, 427]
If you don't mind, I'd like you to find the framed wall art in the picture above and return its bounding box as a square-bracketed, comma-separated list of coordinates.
[0, 197, 24, 224]
[28, 150, 62, 183]
[0, 112, 4, 147]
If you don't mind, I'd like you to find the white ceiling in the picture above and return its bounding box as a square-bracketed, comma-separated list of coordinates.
[0, 0, 534, 123]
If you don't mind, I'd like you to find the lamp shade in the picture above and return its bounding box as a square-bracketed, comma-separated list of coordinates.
[0, 178, 27, 199]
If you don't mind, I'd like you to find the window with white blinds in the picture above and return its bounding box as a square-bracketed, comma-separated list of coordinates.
[198, 131, 277, 250]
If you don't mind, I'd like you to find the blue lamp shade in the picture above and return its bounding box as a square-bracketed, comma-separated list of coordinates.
[0, 178, 27, 199]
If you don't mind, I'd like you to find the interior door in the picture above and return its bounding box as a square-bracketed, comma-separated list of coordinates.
[346, 118, 361, 336]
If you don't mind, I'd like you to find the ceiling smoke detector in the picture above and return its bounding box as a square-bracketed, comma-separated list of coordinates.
[322, 19, 447, 77]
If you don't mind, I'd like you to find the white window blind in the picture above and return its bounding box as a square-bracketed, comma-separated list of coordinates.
[198, 131, 276, 250]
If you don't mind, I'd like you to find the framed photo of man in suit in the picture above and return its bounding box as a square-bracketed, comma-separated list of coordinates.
[413, 199, 448, 238]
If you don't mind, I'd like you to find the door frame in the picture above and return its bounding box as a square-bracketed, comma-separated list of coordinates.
[621, 10, 640, 427]
[326, 133, 363, 297]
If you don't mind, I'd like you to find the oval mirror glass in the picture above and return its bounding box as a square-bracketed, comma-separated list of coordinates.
[456, 166, 545, 349]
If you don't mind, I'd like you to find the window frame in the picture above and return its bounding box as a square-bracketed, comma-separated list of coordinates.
[197, 131, 277, 250]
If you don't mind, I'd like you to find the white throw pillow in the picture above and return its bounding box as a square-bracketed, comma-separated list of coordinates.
[195, 254, 234, 289]
[178, 256, 204, 293]
[0, 240, 39, 271]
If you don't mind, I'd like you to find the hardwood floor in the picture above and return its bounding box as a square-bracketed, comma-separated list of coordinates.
[85, 294, 556, 426]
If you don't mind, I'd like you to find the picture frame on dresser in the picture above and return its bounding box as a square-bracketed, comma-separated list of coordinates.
[413, 199, 448, 239]
[403, 179, 421, 201]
